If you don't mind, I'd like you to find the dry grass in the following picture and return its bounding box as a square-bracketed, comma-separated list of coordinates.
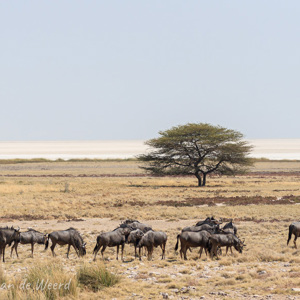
[0, 160, 299, 299]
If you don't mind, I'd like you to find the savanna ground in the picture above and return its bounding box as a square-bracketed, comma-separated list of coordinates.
[0, 160, 300, 299]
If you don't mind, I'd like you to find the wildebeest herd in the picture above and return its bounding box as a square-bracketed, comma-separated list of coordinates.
[0, 219, 299, 263]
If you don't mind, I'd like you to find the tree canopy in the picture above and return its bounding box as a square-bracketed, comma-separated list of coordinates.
[138, 123, 253, 186]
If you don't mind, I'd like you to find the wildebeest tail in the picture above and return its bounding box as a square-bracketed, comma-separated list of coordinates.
[45, 234, 50, 250]
[174, 234, 180, 251]
[287, 224, 294, 245]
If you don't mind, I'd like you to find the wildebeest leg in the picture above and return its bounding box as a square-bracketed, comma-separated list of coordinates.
[147, 246, 153, 261]
[31, 243, 34, 258]
[211, 245, 218, 259]
[182, 245, 187, 260]
[2, 246, 5, 263]
[160, 245, 163, 259]
[179, 246, 183, 259]
[159, 244, 164, 260]
[10, 243, 14, 258]
[101, 245, 107, 260]
[116, 245, 119, 260]
[72, 244, 79, 257]
[121, 244, 125, 261]
[199, 247, 203, 259]
[50, 242, 57, 257]
[294, 235, 297, 249]
[10, 242, 18, 258]
[67, 244, 71, 258]
[134, 245, 137, 258]
[139, 247, 142, 261]
[230, 246, 233, 254]
[161, 243, 166, 260]
[226, 246, 229, 255]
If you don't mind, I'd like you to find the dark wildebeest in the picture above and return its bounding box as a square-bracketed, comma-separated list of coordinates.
[287, 222, 300, 248]
[222, 220, 237, 235]
[127, 229, 144, 258]
[195, 216, 220, 227]
[221, 220, 238, 254]
[93, 226, 132, 261]
[0, 226, 20, 262]
[179, 224, 221, 254]
[137, 231, 167, 261]
[45, 228, 86, 258]
[11, 228, 47, 258]
[175, 230, 211, 260]
[209, 233, 245, 259]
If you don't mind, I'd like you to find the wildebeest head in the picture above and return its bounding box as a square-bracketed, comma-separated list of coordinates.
[234, 238, 245, 253]
[122, 227, 132, 238]
[78, 242, 87, 256]
[8, 226, 21, 246]
[127, 229, 144, 244]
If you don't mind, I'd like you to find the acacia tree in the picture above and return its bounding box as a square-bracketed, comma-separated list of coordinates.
[138, 123, 253, 186]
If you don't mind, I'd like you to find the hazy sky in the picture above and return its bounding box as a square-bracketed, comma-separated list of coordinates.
[1, 1, 300, 140]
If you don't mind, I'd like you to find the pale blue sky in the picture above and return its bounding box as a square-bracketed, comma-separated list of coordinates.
[1, 1, 299, 140]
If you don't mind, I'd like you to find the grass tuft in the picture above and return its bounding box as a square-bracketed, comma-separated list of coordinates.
[77, 262, 119, 292]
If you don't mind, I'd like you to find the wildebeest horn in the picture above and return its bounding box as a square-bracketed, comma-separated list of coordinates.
[15, 226, 20, 232]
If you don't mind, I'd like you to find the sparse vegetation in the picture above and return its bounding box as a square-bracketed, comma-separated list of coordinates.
[0, 160, 299, 299]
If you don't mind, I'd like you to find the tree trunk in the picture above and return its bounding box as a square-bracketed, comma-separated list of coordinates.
[195, 172, 202, 187]
[202, 173, 207, 186]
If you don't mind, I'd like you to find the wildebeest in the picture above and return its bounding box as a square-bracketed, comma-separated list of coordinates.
[209, 233, 245, 259]
[11, 228, 47, 258]
[45, 228, 86, 258]
[0, 226, 20, 262]
[93, 226, 132, 261]
[175, 230, 211, 260]
[287, 221, 300, 248]
[127, 229, 144, 258]
[137, 231, 167, 261]
[222, 220, 237, 235]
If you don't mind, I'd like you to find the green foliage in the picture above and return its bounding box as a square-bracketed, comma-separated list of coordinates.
[138, 123, 253, 186]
